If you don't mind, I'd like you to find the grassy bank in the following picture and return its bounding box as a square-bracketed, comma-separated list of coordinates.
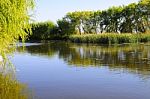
[69, 33, 150, 44]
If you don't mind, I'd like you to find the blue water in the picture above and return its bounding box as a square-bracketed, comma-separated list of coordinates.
[12, 42, 150, 99]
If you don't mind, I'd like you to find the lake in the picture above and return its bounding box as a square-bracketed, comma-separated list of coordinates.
[2, 42, 150, 99]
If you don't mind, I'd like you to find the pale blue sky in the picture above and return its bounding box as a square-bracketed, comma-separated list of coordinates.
[34, 0, 139, 22]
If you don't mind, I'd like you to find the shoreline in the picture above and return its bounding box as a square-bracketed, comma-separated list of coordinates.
[27, 33, 150, 45]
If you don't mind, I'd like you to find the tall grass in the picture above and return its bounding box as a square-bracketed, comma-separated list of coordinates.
[69, 33, 150, 44]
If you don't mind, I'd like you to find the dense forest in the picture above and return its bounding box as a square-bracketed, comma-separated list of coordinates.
[30, 0, 150, 41]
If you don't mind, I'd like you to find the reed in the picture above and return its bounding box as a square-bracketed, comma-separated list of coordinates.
[69, 33, 150, 44]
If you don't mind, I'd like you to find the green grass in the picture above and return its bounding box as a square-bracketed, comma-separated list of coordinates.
[69, 33, 150, 44]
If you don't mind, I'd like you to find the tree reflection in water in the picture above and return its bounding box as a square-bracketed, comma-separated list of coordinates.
[17, 42, 150, 79]
[0, 63, 33, 99]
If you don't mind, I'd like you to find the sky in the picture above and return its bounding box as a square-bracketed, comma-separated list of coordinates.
[34, 0, 139, 23]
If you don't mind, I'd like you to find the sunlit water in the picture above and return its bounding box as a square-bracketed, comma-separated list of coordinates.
[7, 42, 150, 99]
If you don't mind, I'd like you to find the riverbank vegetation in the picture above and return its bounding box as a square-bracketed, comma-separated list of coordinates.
[69, 33, 150, 44]
[29, 0, 150, 44]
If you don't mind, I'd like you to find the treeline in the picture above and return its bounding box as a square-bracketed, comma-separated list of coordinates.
[58, 0, 150, 34]
[29, 0, 150, 40]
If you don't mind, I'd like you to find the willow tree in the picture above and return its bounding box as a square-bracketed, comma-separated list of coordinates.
[0, 0, 34, 60]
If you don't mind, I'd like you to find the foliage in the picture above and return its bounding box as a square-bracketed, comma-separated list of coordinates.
[0, 0, 34, 59]
[30, 21, 55, 40]
[56, 0, 150, 35]
[28, 0, 150, 44]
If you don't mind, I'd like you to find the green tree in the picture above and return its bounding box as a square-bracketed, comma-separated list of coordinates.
[138, 0, 150, 32]
[0, 0, 34, 58]
[57, 19, 75, 37]
[30, 21, 55, 40]
[56, 0, 150, 36]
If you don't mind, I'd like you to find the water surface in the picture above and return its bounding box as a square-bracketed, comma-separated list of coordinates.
[11, 42, 150, 99]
